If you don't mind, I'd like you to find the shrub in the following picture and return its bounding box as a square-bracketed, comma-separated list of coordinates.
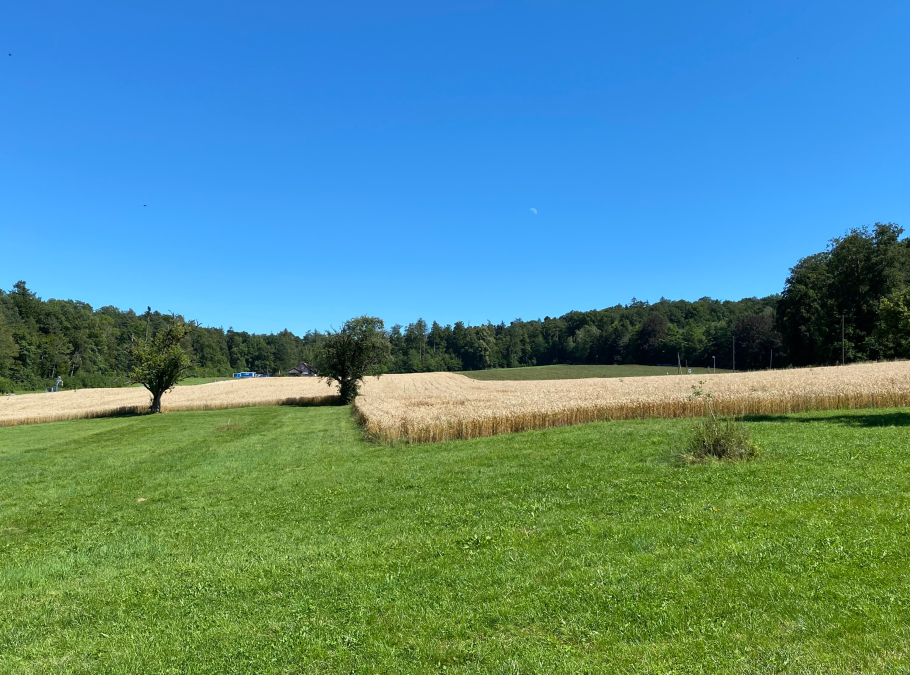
[0, 376, 14, 394]
[685, 381, 758, 461]
[686, 415, 759, 461]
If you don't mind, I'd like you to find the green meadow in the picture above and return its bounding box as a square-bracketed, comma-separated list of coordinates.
[1, 406, 909, 673]
[461, 364, 731, 380]
[177, 376, 235, 386]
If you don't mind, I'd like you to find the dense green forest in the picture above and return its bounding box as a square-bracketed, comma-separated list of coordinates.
[2, 223, 909, 391]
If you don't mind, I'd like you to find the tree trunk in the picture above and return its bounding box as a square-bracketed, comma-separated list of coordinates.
[150, 391, 163, 413]
[338, 378, 358, 404]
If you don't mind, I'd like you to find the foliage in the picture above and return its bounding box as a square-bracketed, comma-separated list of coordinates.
[128, 315, 196, 413]
[685, 381, 758, 461]
[5, 223, 910, 384]
[2, 406, 910, 672]
[315, 316, 391, 403]
[0, 281, 784, 386]
[777, 223, 910, 365]
[876, 286, 910, 358]
[0, 376, 14, 394]
[386, 295, 782, 373]
[0, 281, 325, 386]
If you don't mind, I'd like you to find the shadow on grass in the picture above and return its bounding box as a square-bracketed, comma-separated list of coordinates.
[277, 395, 344, 407]
[743, 410, 910, 428]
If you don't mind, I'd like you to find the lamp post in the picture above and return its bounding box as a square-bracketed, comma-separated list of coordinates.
[712, 355, 716, 373]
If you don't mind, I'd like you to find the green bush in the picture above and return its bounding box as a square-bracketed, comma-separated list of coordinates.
[685, 381, 758, 461]
[0, 376, 15, 394]
[686, 415, 759, 461]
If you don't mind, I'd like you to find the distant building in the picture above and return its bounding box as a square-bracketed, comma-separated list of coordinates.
[287, 362, 317, 377]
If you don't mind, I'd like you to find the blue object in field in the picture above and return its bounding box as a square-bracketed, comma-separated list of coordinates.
[234, 372, 256, 378]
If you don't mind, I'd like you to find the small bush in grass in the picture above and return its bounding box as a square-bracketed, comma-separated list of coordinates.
[685, 381, 758, 461]
[0, 376, 14, 394]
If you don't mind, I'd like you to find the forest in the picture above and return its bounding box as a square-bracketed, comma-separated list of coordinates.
[2, 223, 909, 390]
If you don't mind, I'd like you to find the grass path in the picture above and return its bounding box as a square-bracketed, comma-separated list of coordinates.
[1, 407, 909, 672]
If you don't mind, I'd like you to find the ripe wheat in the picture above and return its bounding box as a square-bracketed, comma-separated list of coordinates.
[0, 378, 339, 427]
[6, 362, 910, 442]
[354, 362, 910, 443]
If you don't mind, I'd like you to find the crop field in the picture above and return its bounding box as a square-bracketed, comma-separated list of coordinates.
[6, 363, 910, 442]
[462, 364, 730, 380]
[0, 377, 338, 427]
[2, 405, 909, 673]
[355, 362, 910, 443]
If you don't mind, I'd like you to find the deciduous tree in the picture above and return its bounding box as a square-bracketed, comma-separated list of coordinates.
[129, 315, 195, 413]
[316, 316, 391, 404]
[876, 287, 910, 358]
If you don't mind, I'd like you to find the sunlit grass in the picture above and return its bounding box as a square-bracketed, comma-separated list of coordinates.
[2, 406, 909, 672]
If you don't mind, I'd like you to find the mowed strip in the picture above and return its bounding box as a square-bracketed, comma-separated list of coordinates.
[0, 377, 338, 427]
[354, 362, 910, 443]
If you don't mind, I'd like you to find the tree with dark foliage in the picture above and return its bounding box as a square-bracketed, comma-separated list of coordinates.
[876, 287, 910, 358]
[734, 313, 780, 370]
[129, 315, 195, 413]
[777, 224, 910, 365]
[316, 316, 391, 404]
[635, 314, 669, 364]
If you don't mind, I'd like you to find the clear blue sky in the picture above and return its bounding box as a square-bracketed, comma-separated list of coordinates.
[2, 1, 908, 334]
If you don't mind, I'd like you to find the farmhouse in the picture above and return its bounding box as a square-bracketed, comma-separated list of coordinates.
[287, 362, 317, 377]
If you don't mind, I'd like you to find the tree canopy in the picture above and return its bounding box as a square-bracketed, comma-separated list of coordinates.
[2, 222, 909, 391]
[128, 315, 196, 413]
[315, 317, 391, 404]
[777, 223, 910, 365]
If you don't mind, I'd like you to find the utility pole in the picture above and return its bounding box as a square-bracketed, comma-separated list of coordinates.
[732, 334, 735, 372]
[677, 352, 682, 375]
[712, 355, 716, 373]
[770, 349, 773, 370]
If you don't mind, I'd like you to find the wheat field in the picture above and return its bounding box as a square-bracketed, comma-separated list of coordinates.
[4, 362, 910, 441]
[0, 378, 339, 427]
[353, 362, 910, 443]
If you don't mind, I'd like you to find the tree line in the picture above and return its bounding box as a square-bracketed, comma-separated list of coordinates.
[3, 222, 910, 392]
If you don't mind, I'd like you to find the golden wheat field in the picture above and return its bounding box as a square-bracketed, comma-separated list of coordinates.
[4, 362, 910, 442]
[353, 362, 910, 443]
[0, 377, 339, 427]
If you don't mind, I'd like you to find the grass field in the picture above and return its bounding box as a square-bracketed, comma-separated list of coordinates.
[2, 406, 909, 673]
[178, 376, 235, 386]
[8, 376, 232, 395]
[461, 364, 731, 380]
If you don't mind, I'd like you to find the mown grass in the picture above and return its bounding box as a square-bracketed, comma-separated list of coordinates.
[178, 376, 236, 386]
[461, 364, 731, 380]
[1, 406, 909, 673]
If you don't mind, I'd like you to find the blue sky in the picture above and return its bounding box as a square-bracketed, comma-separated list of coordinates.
[2, 1, 908, 333]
